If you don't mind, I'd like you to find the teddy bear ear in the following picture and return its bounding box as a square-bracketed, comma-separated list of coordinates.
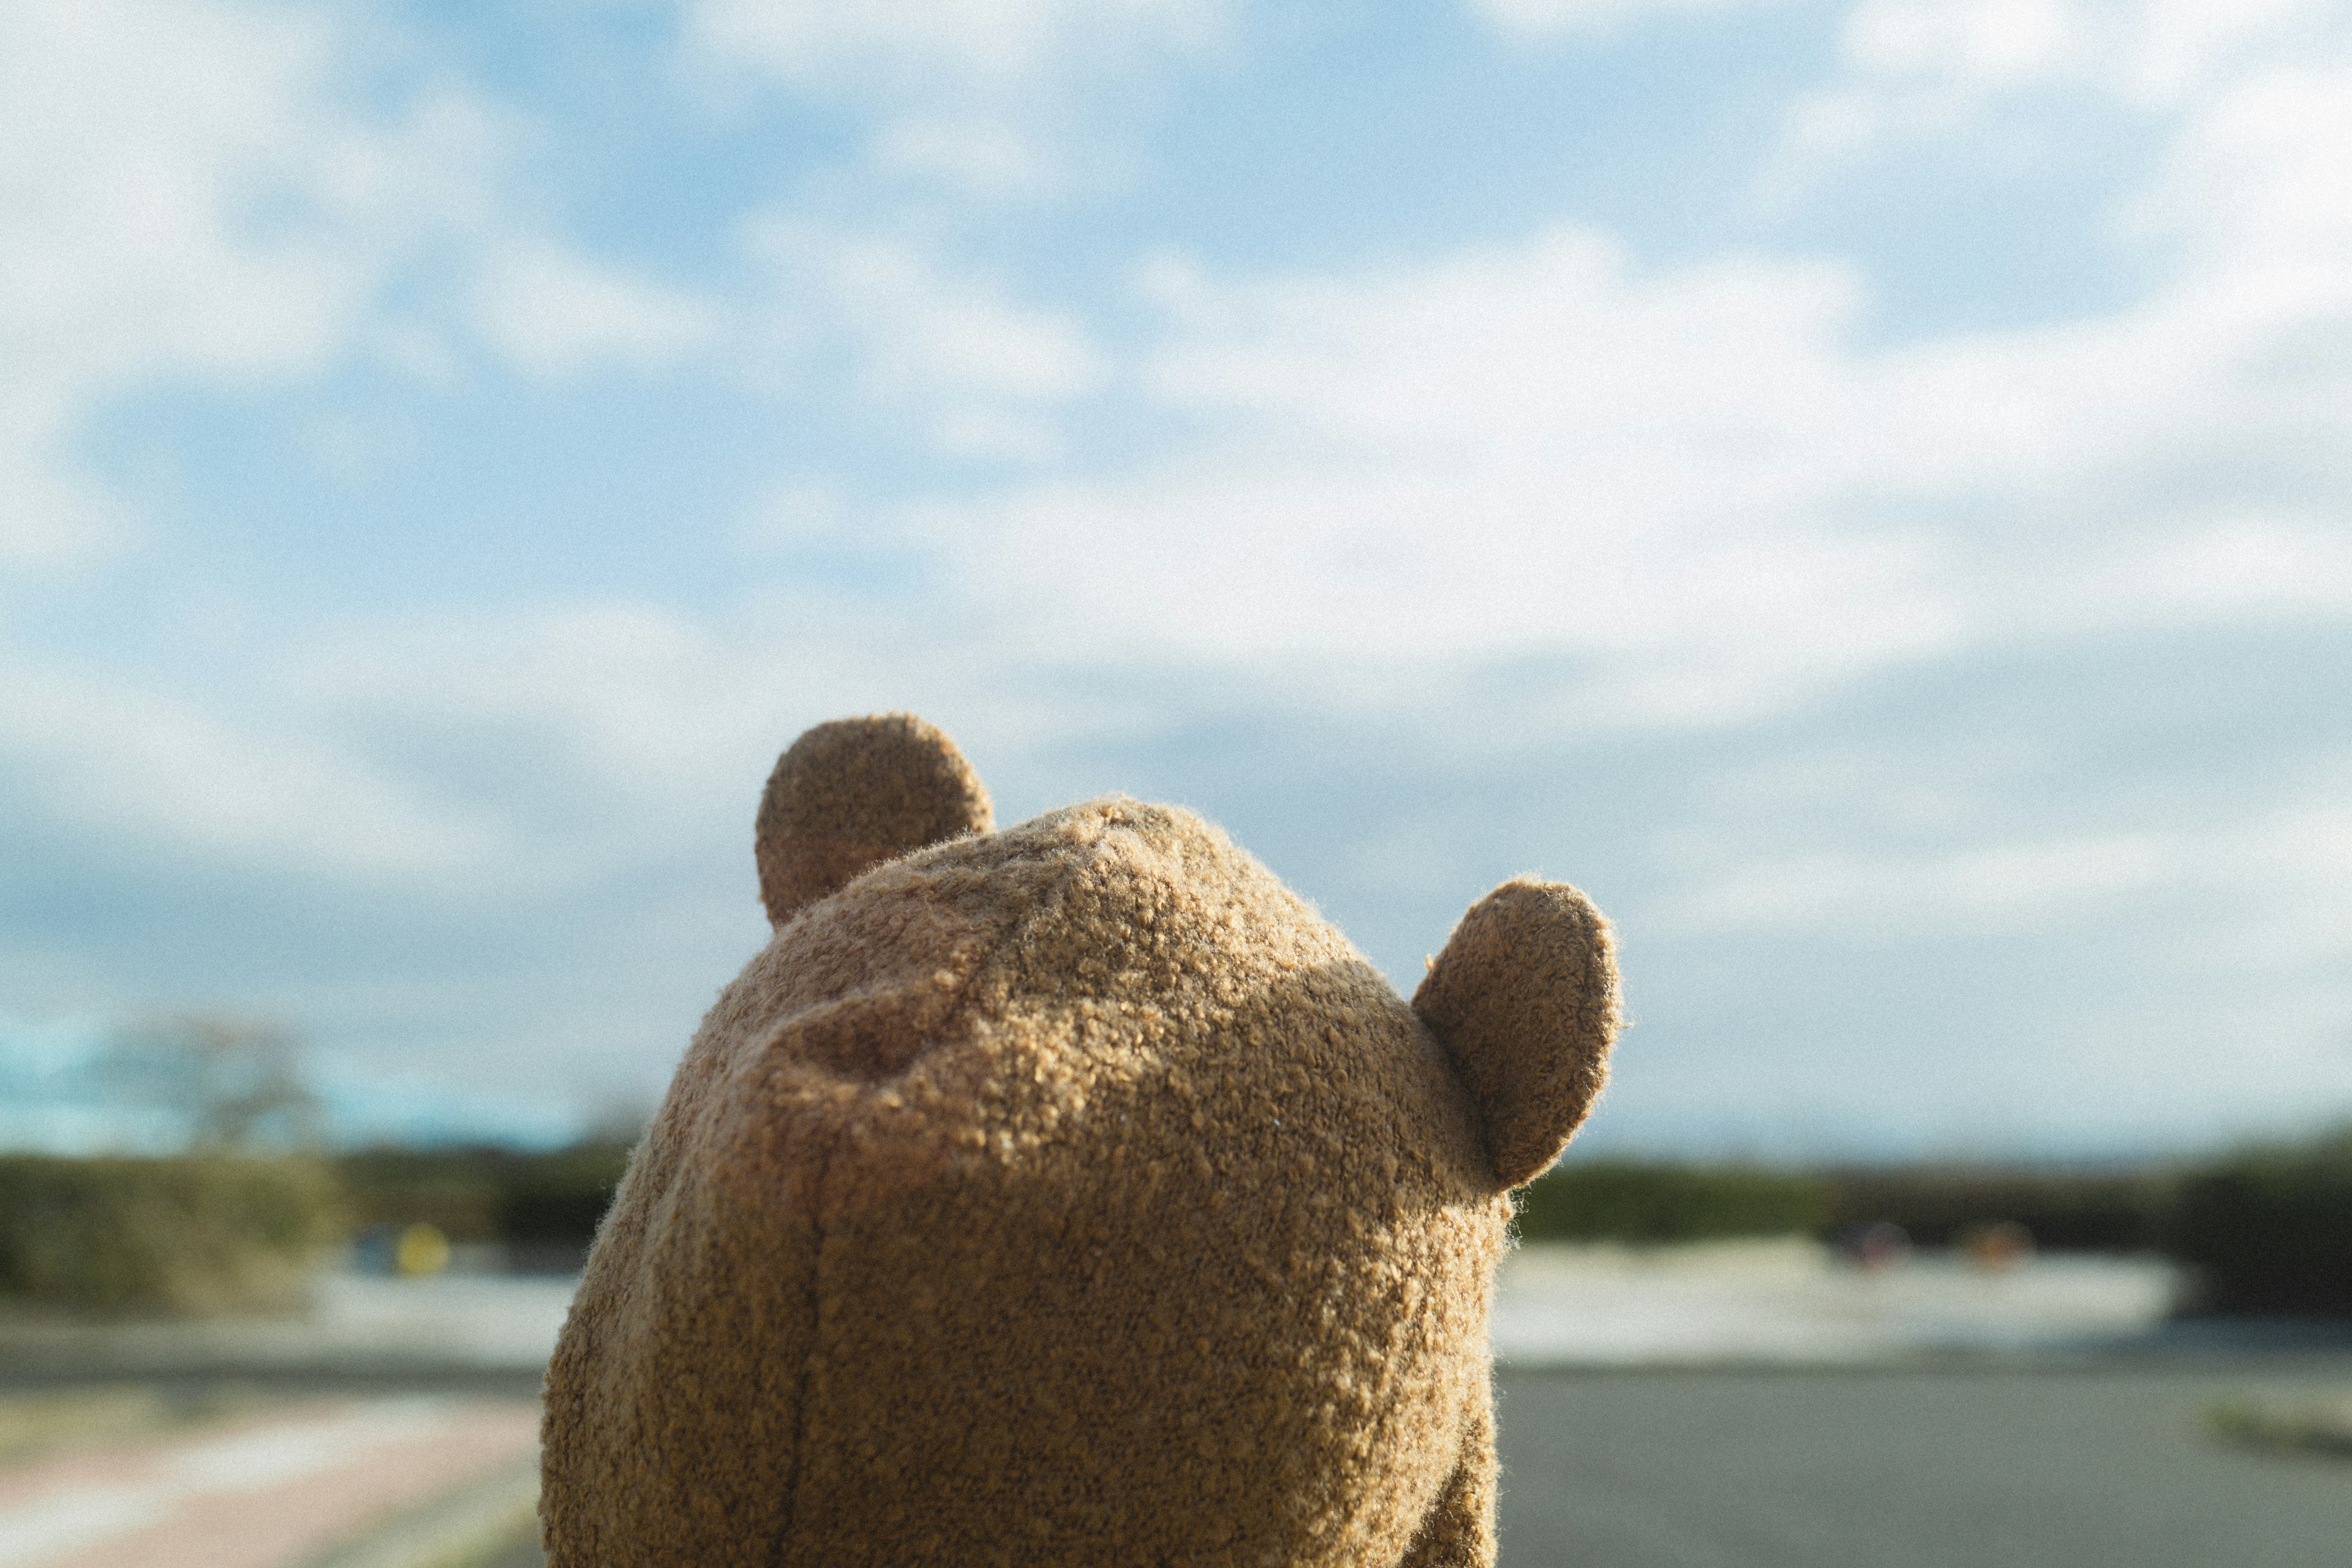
[755, 714, 995, 927]
[1411, 877, 1621, 1189]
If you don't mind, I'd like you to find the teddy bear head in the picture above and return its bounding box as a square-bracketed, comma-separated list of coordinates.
[541, 714, 1619, 1567]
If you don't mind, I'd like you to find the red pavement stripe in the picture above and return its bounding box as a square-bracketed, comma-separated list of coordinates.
[0, 1397, 540, 1568]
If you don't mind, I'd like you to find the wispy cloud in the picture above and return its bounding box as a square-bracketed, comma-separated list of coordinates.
[682, 0, 1231, 195]
[0, 657, 510, 883]
[1468, 0, 1798, 40]
[469, 241, 720, 378]
[0, 0, 724, 572]
[746, 221, 1107, 459]
[1775, 0, 2351, 182]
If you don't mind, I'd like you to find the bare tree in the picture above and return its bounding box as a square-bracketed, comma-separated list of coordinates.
[96, 1016, 323, 1155]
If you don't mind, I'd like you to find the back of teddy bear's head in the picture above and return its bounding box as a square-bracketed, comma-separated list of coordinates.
[541, 715, 1619, 1568]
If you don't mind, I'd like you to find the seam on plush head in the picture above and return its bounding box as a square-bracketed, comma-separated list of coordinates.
[774, 1140, 829, 1557]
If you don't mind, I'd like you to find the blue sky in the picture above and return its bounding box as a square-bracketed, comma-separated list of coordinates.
[3, 0, 2349, 1157]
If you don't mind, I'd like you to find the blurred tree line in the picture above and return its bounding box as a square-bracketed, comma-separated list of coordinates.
[0, 1140, 636, 1314]
[1514, 1159, 2172, 1251]
[12, 1013, 2352, 1319]
[0, 1017, 341, 1315]
[1518, 1140, 2352, 1319]
[334, 1139, 636, 1271]
[0, 1015, 640, 1314]
[2162, 1129, 2352, 1314]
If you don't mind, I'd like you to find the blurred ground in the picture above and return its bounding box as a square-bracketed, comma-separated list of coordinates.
[1496, 1362, 2352, 1567]
[7, 1245, 2352, 1566]
[472, 1363, 2352, 1568]
[0, 1391, 537, 1568]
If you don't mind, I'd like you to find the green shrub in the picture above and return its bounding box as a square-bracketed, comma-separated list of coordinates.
[0, 1155, 344, 1316]
[334, 1139, 635, 1253]
[1515, 1159, 1832, 1243]
[2162, 1131, 2352, 1316]
[331, 1147, 507, 1242]
[497, 1140, 633, 1246]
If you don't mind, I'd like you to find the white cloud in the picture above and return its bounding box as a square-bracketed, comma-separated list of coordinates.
[0, 655, 508, 883]
[0, 0, 724, 575]
[1662, 833, 2180, 934]
[1776, 0, 2350, 181]
[287, 596, 1001, 810]
[736, 475, 851, 551]
[870, 118, 1060, 197]
[1653, 767, 2352, 1027]
[2125, 0, 2339, 102]
[298, 603, 762, 809]
[2132, 46, 2352, 266]
[683, 0, 1227, 195]
[0, 0, 378, 567]
[825, 7, 2348, 721]
[686, 0, 1221, 88]
[1469, 0, 1793, 39]
[876, 162, 2343, 720]
[470, 240, 721, 377]
[748, 222, 1104, 459]
[1842, 0, 2084, 86]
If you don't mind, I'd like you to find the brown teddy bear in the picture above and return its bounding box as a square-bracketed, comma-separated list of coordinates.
[541, 714, 1620, 1567]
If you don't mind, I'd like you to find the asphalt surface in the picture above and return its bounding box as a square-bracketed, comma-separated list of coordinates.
[18, 1264, 2350, 1568]
[1494, 1360, 2352, 1567]
[486, 1359, 2352, 1567]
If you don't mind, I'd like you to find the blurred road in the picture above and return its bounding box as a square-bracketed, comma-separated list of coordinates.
[486, 1360, 2352, 1568]
[1496, 1360, 2352, 1567]
[13, 1255, 2352, 1566]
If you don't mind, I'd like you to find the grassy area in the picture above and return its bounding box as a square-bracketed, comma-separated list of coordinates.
[2207, 1390, 2352, 1458]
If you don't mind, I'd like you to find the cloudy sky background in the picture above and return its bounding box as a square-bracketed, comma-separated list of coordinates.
[3, 0, 2348, 1158]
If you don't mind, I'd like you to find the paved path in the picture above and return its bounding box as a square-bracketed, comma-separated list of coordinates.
[13, 1254, 2352, 1567]
[0, 1396, 539, 1568]
[481, 1360, 2352, 1568]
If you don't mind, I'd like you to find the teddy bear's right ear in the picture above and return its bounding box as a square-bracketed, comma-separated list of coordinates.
[1412, 877, 1621, 1189]
[755, 714, 994, 927]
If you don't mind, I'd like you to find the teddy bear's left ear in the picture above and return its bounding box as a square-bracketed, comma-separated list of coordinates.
[1412, 877, 1621, 1188]
[755, 714, 993, 927]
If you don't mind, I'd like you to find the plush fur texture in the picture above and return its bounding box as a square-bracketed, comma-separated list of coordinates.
[1414, 880, 1620, 1188]
[541, 715, 1619, 1567]
[755, 712, 995, 927]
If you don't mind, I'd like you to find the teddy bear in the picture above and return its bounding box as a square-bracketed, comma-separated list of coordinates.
[540, 714, 1619, 1567]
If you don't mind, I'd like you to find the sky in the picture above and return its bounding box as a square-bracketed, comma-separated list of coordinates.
[2, 0, 2348, 1159]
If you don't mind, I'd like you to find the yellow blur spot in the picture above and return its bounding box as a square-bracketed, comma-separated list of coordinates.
[395, 1222, 451, 1278]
